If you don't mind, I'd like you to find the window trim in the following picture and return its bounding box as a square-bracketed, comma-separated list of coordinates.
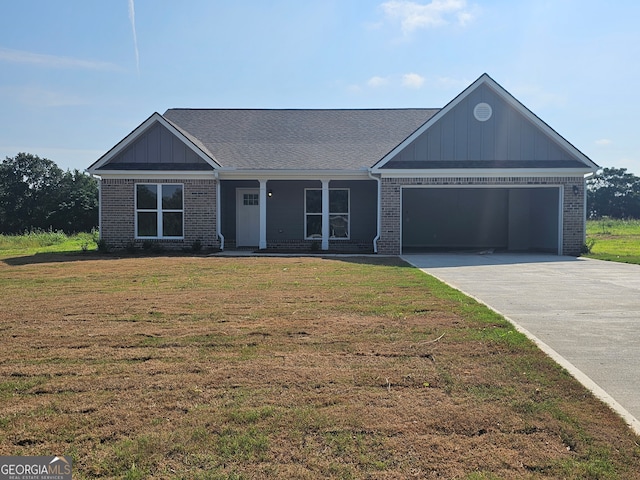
[135, 183, 185, 239]
[304, 188, 350, 240]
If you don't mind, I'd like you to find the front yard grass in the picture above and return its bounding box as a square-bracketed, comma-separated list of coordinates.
[1, 253, 639, 479]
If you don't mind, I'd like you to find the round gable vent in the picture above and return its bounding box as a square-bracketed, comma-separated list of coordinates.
[473, 102, 492, 122]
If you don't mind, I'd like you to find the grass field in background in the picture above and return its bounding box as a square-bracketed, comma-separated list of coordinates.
[585, 219, 640, 264]
[0, 230, 97, 256]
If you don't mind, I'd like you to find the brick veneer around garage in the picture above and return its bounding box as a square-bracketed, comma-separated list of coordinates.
[377, 176, 586, 256]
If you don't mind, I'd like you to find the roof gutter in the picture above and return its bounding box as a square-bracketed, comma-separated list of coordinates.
[216, 168, 370, 181]
[367, 169, 381, 254]
[373, 167, 596, 178]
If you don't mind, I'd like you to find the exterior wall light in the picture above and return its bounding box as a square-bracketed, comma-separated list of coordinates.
[268, 190, 273, 197]
[572, 185, 579, 195]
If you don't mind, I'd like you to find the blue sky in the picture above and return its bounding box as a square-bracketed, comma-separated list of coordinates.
[1, 0, 638, 174]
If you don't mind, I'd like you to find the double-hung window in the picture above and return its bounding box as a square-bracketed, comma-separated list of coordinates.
[136, 184, 184, 238]
[304, 188, 349, 239]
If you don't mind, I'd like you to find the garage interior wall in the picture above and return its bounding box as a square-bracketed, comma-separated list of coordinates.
[402, 187, 559, 253]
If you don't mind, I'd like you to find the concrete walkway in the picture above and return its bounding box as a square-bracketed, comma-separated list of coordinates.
[403, 253, 640, 435]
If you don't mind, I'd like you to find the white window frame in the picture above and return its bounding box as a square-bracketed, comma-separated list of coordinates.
[304, 188, 350, 240]
[135, 183, 184, 239]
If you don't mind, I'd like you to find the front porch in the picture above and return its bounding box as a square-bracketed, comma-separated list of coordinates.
[218, 178, 378, 253]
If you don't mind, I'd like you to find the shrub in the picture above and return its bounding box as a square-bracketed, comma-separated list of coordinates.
[96, 238, 111, 253]
[581, 238, 596, 254]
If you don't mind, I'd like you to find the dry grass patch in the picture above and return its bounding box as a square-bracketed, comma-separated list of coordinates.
[1, 254, 639, 479]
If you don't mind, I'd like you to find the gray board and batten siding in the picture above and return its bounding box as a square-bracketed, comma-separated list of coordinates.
[383, 83, 582, 168]
[99, 121, 213, 171]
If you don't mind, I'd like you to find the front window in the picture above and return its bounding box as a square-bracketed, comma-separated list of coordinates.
[305, 188, 349, 239]
[136, 184, 184, 238]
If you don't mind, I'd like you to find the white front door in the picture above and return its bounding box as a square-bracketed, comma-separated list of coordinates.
[236, 188, 260, 247]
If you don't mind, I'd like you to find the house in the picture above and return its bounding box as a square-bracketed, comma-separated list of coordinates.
[87, 74, 598, 256]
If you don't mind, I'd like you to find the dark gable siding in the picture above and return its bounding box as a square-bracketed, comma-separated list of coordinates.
[109, 122, 208, 167]
[388, 84, 576, 165]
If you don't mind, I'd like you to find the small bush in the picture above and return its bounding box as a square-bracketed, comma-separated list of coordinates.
[125, 241, 138, 254]
[150, 243, 165, 254]
[96, 238, 111, 253]
[140, 241, 165, 254]
[581, 238, 596, 254]
[191, 239, 202, 253]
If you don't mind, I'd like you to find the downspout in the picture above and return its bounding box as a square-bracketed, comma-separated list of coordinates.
[215, 171, 224, 250]
[98, 178, 102, 239]
[367, 169, 381, 254]
[583, 172, 595, 250]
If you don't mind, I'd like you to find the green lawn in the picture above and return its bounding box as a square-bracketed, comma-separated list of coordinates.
[0, 230, 97, 256]
[585, 219, 640, 264]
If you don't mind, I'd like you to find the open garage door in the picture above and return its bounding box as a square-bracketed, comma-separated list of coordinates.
[402, 187, 560, 254]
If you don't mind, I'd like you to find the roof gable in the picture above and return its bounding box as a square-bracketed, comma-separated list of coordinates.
[372, 74, 598, 172]
[87, 113, 219, 173]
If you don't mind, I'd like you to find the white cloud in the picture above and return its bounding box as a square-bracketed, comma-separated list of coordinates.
[0, 47, 122, 71]
[381, 0, 476, 34]
[349, 72, 427, 92]
[367, 76, 390, 87]
[402, 73, 425, 88]
[595, 139, 613, 146]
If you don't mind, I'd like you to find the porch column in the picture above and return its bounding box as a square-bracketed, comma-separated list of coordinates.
[321, 179, 329, 251]
[259, 179, 267, 250]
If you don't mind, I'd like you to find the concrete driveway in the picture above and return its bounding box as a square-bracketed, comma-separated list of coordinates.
[403, 253, 640, 435]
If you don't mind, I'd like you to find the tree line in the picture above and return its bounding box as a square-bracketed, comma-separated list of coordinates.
[0, 153, 638, 234]
[0, 153, 98, 234]
[587, 167, 640, 219]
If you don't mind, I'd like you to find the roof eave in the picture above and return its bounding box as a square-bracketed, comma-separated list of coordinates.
[373, 167, 596, 178]
[217, 168, 371, 181]
[90, 170, 217, 179]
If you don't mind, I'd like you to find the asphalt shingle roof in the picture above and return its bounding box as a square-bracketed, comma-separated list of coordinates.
[162, 109, 438, 170]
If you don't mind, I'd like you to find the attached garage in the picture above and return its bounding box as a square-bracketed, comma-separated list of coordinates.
[372, 74, 597, 256]
[401, 186, 560, 254]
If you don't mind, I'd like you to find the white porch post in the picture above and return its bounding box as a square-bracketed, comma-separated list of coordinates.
[259, 179, 267, 250]
[321, 179, 330, 251]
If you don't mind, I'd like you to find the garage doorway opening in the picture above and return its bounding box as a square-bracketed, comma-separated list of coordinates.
[401, 187, 560, 254]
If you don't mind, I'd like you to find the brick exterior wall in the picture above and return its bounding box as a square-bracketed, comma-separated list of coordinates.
[100, 178, 219, 250]
[378, 176, 586, 256]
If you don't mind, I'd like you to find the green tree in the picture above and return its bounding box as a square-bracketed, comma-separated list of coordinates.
[0, 153, 98, 233]
[587, 167, 640, 219]
[47, 169, 99, 233]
